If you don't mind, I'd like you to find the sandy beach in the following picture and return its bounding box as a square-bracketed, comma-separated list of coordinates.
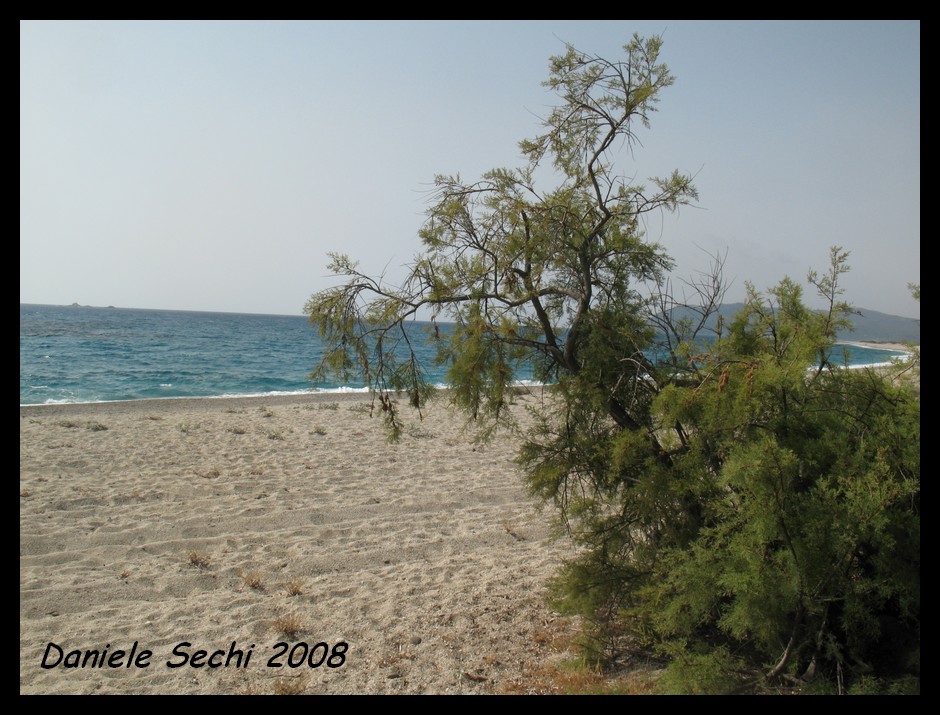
[20, 391, 582, 695]
[20, 343, 918, 695]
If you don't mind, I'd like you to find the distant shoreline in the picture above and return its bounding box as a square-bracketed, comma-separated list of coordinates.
[836, 340, 916, 353]
[21, 341, 915, 409]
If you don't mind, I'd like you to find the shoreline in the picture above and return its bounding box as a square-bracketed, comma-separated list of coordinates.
[835, 340, 916, 354]
[20, 390, 380, 416]
[21, 340, 917, 409]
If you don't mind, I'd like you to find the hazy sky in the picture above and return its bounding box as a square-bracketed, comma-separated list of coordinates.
[21, 20, 920, 318]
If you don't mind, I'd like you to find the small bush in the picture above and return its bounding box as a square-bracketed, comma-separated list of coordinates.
[188, 551, 211, 569]
[273, 677, 307, 695]
[242, 572, 265, 591]
[273, 613, 303, 639]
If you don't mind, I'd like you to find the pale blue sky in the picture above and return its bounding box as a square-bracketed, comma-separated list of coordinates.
[20, 20, 920, 318]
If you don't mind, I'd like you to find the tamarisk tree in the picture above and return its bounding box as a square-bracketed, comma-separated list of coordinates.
[305, 36, 919, 693]
[307, 34, 696, 438]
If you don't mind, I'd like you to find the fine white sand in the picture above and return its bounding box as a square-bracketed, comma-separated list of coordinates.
[20, 391, 581, 694]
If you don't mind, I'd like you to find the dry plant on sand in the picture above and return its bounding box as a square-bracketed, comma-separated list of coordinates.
[187, 551, 210, 569]
[273, 613, 304, 639]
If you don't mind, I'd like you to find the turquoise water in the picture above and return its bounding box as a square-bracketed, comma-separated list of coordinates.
[19, 304, 911, 405]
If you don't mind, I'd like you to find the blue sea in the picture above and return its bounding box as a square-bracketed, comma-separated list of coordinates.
[19, 304, 911, 406]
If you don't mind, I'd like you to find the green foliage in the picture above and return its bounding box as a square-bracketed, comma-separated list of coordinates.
[305, 35, 919, 694]
[635, 257, 920, 692]
[654, 646, 753, 695]
[306, 33, 695, 433]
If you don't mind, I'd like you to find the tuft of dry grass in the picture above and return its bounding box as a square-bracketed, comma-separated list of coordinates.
[272, 676, 307, 695]
[502, 522, 526, 541]
[119, 569, 131, 580]
[273, 613, 304, 639]
[406, 424, 434, 440]
[285, 579, 305, 596]
[188, 551, 211, 569]
[242, 572, 265, 591]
